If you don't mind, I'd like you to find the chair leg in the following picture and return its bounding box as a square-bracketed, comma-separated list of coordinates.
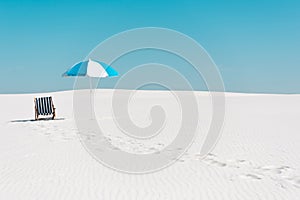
[52, 109, 56, 120]
[34, 98, 38, 120]
[35, 111, 38, 120]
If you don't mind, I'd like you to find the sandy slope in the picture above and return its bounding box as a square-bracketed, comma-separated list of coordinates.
[0, 90, 300, 200]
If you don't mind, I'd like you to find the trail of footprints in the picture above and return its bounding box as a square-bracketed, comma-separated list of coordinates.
[20, 120, 78, 142]
[92, 134, 300, 189]
[197, 153, 300, 189]
[18, 121, 300, 189]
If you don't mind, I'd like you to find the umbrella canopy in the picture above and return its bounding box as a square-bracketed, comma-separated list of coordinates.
[62, 59, 118, 78]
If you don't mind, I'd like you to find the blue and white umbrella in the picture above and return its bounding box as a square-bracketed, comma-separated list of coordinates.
[63, 58, 118, 78]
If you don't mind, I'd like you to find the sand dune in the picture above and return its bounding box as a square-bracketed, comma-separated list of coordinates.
[0, 90, 300, 199]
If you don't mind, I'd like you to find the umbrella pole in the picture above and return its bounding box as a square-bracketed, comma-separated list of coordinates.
[89, 77, 93, 119]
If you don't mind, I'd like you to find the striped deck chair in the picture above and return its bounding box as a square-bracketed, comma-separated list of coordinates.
[34, 97, 56, 120]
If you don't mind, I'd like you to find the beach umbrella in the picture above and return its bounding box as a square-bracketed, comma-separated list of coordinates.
[63, 58, 118, 91]
[63, 58, 118, 118]
[62, 58, 118, 78]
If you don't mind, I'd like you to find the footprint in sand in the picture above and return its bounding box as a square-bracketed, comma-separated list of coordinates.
[210, 160, 227, 167]
[289, 177, 300, 188]
[202, 154, 227, 167]
[283, 176, 300, 189]
[171, 157, 185, 162]
[259, 165, 291, 175]
[240, 173, 264, 180]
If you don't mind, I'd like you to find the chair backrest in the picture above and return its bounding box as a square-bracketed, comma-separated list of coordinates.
[35, 97, 54, 115]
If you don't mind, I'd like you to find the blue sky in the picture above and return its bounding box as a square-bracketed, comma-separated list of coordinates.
[0, 0, 299, 93]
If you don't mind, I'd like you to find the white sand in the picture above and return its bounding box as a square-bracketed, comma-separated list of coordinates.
[0, 89, 300, 199]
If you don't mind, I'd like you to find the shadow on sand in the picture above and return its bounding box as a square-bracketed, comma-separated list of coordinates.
[10, 118, 65, 123]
